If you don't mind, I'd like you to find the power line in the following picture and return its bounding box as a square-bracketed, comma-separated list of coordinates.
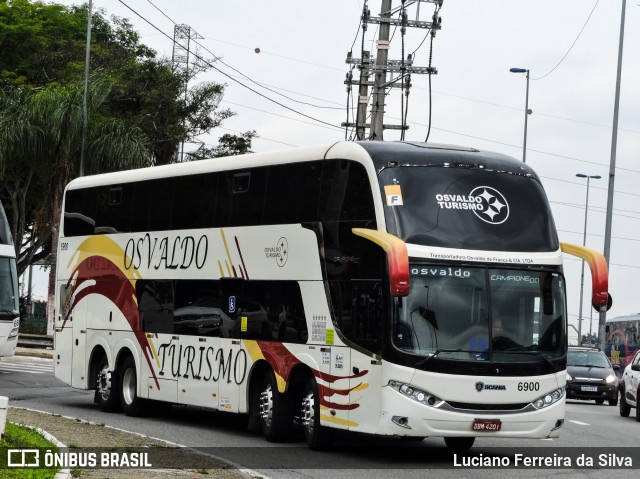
[144, 3, 639, 136]
[116, 0, 340, 130]
[532, 1, 600, 81]
[221, 100, 343, 133]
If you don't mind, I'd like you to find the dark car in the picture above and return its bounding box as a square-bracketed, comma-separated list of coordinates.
[566, 347, 619, 406]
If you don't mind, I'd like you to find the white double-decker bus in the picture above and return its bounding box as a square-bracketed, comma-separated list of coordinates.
[0, 200, 20, 357]
[54, 141, 610, 449]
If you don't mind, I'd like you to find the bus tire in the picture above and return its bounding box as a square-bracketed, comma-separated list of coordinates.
[301, 376, 334, 450]
[444, 437, 475, 450]
[636, 389, 640, 422]
[258, 370, 293, 442]
[619, 386, 630, 417]
[95, 358, 121, 412]
[120, 356, 146, 417]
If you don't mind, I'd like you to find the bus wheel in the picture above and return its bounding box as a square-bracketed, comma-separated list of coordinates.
[444, 437, 475, 450]
[119, 356, 145, 417]
[258, 370, 293, 442]
[619, 387, 630, 417]
[636, 389, 640, 422]
[95, 358, 120, 412]
[301, 376, 334, 450]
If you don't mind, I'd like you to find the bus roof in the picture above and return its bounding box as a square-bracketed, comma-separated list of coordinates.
[65, 141, 538, 191]
[352, 141, 539, 180]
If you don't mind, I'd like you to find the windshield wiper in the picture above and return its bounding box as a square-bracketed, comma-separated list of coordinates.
[496, 350, 555, 368]
[416, 348, 474, 368]
[0, 309, 17, 315]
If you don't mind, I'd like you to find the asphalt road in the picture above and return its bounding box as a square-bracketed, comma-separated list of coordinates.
[1, 355, 639, 479]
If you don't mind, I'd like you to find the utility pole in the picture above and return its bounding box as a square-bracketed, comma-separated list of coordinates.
[172, 24, 203, 161]
[598, 0, 626, 350]
[343, 1, 442, 141]
[354, 51, 371, 140]
[370, 0, 392, 141]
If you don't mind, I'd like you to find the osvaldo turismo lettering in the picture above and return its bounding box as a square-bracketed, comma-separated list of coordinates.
[435, 194, 484, 211]
[453, 453, 633, 468]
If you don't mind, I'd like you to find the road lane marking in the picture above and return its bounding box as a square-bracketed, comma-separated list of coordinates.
[569, 419, 591, 426]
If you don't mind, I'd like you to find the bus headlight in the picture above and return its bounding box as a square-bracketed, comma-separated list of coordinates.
[388, 380, 442, 407]
[531, 387, 564, 410]
[8, 326, 18, 338]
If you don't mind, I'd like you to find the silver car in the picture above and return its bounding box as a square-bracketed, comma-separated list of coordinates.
[619, 349, 640, 420]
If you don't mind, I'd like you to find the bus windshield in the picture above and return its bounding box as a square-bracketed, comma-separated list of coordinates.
[0, 257, 19, 315]
[393, 265, 566, 363]
[378, 166, 558, 252]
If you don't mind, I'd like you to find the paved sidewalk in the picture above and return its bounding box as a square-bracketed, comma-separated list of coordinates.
[14, 346, 53, 359]
[5, 348, 252, 479]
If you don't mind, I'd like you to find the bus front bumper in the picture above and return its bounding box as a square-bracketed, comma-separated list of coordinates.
[377, 387, 565, 439]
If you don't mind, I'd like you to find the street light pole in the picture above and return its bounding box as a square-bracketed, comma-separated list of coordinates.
[509, 67, 530, 163]
[79, 0, 93, 178]
[576, 173, 601, 345]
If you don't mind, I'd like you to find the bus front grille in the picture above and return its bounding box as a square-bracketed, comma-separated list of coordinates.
[446, 401, 529, 411]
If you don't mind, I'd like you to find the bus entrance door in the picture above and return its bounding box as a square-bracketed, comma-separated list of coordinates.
[348, 351, 382, 434]
[70, 299, 88, 389]
[55, 284, 73, 384]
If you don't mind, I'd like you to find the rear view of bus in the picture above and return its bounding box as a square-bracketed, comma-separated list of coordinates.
[340, 142, 609, 448]
[0, 201, 20, 357]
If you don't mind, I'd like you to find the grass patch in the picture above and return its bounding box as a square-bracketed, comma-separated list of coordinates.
[1, 422, 58, 479]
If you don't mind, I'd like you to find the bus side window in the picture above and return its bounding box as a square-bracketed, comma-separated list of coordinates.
[94, 185, 133, 234]
[328, 280, 382, 355]
[263, 162, 322, 225]
[64, 188, 97, 237]
[216, 168, 267, 227]
[319, 159, 376, 224]
[137, 280, 174, 334]
[173, 280, 225, 337]
[173, 173, 217, 230]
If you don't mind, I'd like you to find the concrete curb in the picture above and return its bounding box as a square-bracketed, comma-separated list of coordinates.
[13, 423, 71, 479]
[11, 407, 272, 479]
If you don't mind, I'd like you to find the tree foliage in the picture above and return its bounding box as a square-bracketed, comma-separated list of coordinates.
[0, 0, 255, 281]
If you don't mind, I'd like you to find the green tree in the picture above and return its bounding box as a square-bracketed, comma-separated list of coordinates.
[0, 0, 254, 283]
[0, 0, 250, 166]
[0, 80, 150, 333]
[188, 131, 257, 160]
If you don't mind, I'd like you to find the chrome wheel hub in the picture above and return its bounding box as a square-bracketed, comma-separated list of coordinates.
[259, 384, 274, 427]
[302, 392, 315, 433]
[97, 366, 112, 401]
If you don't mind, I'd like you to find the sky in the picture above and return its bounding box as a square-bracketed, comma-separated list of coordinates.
[25, 0, 640, 343]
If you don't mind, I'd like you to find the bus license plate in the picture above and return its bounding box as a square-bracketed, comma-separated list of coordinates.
[581, 386, 598, 392]
[472, 419, 501, 432]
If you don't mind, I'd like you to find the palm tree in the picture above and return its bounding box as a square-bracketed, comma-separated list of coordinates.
[0, 79, 151, 334]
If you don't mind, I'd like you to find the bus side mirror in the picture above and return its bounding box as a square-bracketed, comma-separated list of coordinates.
[560, 242, 611, 311]
[352, 228, 409, 297]
[594, 293, 613, 312]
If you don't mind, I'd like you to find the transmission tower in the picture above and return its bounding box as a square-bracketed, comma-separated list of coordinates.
[172, 24, 203, 161]
[343, 0, 442, 141]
